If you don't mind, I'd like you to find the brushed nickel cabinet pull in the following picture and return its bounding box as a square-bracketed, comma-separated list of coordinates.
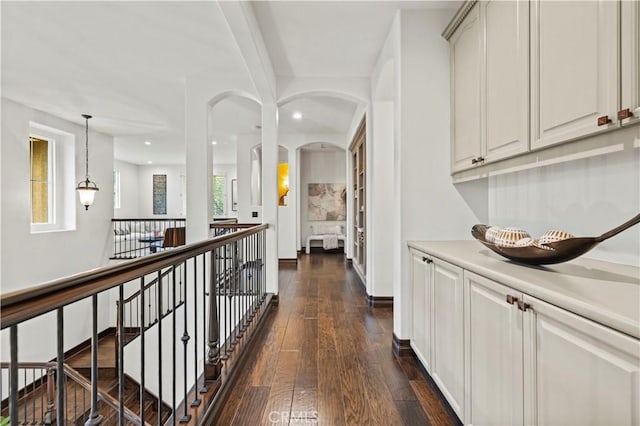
[618, 108, 633, 120]
[597, 115, 612, 126]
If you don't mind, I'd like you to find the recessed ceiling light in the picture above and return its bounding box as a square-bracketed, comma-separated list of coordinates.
[144, 141, 151, 145]
[147, 161, 153, 164]
[292, 112, 303, 120]
[211, 141, 217, 145]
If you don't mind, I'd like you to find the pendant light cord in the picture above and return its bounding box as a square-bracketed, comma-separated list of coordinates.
[82, 114, 92, 181]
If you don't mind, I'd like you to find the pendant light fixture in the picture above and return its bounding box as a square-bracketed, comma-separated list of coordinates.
[76, 114, 99, 210]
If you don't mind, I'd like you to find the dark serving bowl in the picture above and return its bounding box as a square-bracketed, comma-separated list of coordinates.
[471, 213, 640, 266]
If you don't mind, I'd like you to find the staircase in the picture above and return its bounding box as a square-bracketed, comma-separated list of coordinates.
[65, 330, 172, 425]
[1, 330, 171, 425]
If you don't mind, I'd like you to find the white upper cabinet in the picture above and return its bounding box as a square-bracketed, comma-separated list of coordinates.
[620, 0, 640, 126]
[482, 0, 529, 162]
[523, 295, 640, 425]
[450, 4, 482, 172]
[530, 0, 618, 149]
[447, 0, 640, 176]
[450, 1, 528, 173]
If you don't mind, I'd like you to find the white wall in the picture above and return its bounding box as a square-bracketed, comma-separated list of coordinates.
[370, 101, 395, 297]
[488, 146, 640, 266]
[373, 11, 486, 340]
[1, 98, 114, 363]
[299, 149, 347, 249]
[114, 159, 140, 218]
[137, 164, 186, 218]
[236, 134, 263, 223]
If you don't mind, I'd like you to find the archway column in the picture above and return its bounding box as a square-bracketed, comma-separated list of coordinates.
[261, 102, 279, 294]
[185, 80, 214, 243]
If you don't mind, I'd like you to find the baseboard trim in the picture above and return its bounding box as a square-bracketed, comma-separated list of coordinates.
[367, 295, 393, 308]
[392, 333, 414, 358]
[405, 346, 464, 426]
[304, 247, 345, 254]
[279, 258, 298, 266]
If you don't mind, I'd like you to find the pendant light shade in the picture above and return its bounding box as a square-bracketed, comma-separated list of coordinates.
[76, 114, 99, 210]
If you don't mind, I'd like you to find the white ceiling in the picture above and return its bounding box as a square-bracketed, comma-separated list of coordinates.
[2, 1, 459, 166]
[252, 1, 459, 78]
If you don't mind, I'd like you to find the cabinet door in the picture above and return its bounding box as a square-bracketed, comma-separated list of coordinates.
[523, 295, 640, 425]
[410, 250, 432, 371]
[621, 0, 640, 127]
[451, 4, 482, 172]
[482, 0, 529, 162]
[531, 0, 618, 149]
[432, 258, 465, 420]
[464, 271, 524, 426]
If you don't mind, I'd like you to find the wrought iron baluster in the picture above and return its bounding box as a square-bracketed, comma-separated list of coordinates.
[206, 248, 221, 383]
[222, 245, 229, 359]
[57, 308, 64, 426]
[139, 276, 146, 426]
[157, 269, 163, 426]
[56, 308, 66, 425]
[31, 368, 36, 424]
[118, 285, 124, 426]
[85, 294, 103, 425]
[191, 255, 200, 408]
[40, 368, 44, 424]
[23, 368, 27, 422]
[180, 261, 191, 423]
[235, 240, 239, 338]
[172, 264, 177, 424]
[200, 251, 208, 394]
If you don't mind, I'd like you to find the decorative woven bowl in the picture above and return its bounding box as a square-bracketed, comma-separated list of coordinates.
[471, 214, 640, 265]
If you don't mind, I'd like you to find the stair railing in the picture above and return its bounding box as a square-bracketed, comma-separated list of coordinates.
[112, 218, 186, 260]
[0, 362, 55, 425]
[1, 223, 270, 426]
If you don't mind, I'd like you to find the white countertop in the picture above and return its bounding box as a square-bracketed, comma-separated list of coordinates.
[408, 240, 640, 339]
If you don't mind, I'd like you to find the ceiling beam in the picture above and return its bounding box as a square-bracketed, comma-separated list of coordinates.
[219, 2, 277, 104]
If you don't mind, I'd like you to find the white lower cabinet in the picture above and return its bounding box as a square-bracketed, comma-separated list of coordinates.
[432, 258, 465, 420]
[410, 249, 640, 425]
[410, 250, 433, 371]
[464, 271, 523, 426]
[523, 295, 640, 426]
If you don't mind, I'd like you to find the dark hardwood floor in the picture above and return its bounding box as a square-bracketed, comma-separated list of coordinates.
[216, 253, 457, 426]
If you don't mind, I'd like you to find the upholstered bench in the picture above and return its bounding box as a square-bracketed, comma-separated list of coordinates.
[305, 225, 346, 254]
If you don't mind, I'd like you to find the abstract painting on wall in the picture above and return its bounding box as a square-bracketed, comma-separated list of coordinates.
[308, 183, 346, 221]
[153, 174, 167, 215]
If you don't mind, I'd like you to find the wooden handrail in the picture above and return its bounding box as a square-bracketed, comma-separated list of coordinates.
[0, 224, 268, 329]
[0, 361, 56, 369]
[209, 223, 258, 229]
[121, 268, 173, 305]
[63, 364, 145, 425]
